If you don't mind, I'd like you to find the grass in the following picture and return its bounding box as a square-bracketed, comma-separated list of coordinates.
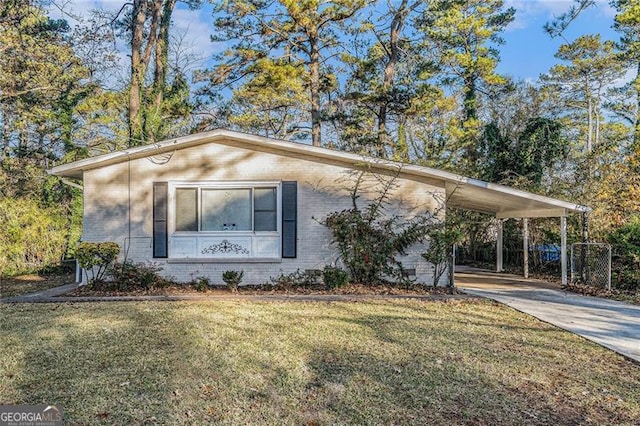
[1, 299, 639, 425]
[0, 272, 73, 298]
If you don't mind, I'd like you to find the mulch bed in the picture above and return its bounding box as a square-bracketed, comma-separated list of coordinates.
[65, 282, 457, 297]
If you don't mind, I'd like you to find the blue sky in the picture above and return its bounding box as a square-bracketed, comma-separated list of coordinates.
[52, 0, 621, 84]
[499, 0, 618, 82]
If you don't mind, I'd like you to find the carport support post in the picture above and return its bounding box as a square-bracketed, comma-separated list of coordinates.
[496, 219, 504, 272]
[561, 215, 567, 287]
[523, 218, 529, 279]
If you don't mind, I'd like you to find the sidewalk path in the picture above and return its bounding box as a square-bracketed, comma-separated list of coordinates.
[456, 267, 640, 363]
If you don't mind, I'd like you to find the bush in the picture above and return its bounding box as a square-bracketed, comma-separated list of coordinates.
[269, 269, 320, 289]
[222, 270, 244, 292]
[0, 197, 69, 276]
[100, 261, 170, 291]
[76, 242, 120, 283]
[323, 176, 431, 284]
[323, 266, 349, 290]
[422, 226, 463, 288]
[608, 217, 640, 291]
[191, 276, 211, 292]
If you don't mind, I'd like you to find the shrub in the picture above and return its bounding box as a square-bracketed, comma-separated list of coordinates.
[608, 217, 640, 291]
[102, 261, 170, 291]
[0, 197, 69, 276]
[422, 226, 463, 288]
[269, 269, 320, 289]
[222, 270, 244, 292]
[76, 242, 120, 283]
[323, 172, 433, 284]
[192, 276, 211, 292]
[323, 266, 349, 290]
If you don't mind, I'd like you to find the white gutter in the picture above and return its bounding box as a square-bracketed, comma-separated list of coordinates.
[47, 128, 591, 214]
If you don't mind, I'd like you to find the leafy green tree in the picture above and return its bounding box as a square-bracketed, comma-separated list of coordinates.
[541, 35, 625, 154]
[226, 58, 308, 139]
[607, 215, 640, 291]
[323, 170, 434, 284]
[480, 117, 567, 188]
[422, 225, 462, 288]
[0, 0, 89, 195]
[203, 0, 366, 146]
[416, 0, 514, 172]
[544, 0, 640, 166]
[338, 0, 425, 156]
[612, 0, 640, 160]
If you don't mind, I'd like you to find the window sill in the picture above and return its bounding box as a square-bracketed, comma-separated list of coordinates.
[166, 257, 282, 264]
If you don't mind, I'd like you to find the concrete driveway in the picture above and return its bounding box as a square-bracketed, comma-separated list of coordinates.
[456, 266, 640, 363]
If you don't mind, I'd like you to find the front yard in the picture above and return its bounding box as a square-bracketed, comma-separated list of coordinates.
[1, 299, 638, 425]
[0, 272, 74, 298]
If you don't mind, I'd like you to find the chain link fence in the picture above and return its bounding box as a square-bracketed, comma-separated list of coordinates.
[571, 243, 611, 290]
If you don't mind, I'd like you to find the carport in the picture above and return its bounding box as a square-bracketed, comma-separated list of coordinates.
[443, 179, 590, 286]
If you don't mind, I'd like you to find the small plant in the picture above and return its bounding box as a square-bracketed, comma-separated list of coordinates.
[269, 269, 320, 289]
[422, 226, 463, 288]
[104, 261, 170, 291]
[76, 242, 120, 284]
[222, 270, 244, 292]
[323, 265, 349, 290]
[192, 276, 211, 292]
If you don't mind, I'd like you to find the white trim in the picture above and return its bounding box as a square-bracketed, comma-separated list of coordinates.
[523, 218, 529, 279]
[561, 216, 567, 287]
[167, 257, 282, 264]
[48, 128, 591, 215]
[496, 208, 567, 219]
[496, 219, 504, 273]
[167, 180, 282, 259]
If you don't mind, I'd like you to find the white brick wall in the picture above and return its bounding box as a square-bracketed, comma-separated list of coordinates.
[82, 140, 447, 285]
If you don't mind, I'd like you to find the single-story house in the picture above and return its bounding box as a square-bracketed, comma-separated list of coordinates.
[48, 129, 589, 285]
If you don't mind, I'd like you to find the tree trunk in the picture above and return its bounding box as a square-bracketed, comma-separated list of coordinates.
[377, 5, 402, 155]
[587, 94, 593, 153]
[595, 98, 600, 149]
[129, 0, 147, 146]
[149, 0, 176, 142]
[378, 0, 415, 157]
[309, 34, 321, 147]
[463, 72, 478, 164]
[633, 62, 640, 157]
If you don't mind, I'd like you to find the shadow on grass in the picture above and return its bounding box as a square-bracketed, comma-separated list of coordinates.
[1, 300, 638, 425]
[0, 272, 74, 298]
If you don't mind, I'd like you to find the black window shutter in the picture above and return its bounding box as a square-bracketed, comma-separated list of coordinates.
[281, 181, 297, 258]
[153, 182, 168, 258]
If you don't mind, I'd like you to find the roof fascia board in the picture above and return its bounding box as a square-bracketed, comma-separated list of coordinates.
[445, 181, 590, 213]
[496, 208, 568, 219]
[47, 129, 590, 214]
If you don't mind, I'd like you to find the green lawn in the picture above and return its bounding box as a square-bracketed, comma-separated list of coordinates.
[1, 299, 638, 425]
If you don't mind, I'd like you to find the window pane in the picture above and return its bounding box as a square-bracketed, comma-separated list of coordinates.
[175, 188, 197, 231]
[254, 211, 277, 231]
[254, 188, 276, 211]
[201, 189, 251, 231]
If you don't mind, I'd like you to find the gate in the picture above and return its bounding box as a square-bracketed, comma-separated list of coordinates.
[570, 243, 612, 290]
